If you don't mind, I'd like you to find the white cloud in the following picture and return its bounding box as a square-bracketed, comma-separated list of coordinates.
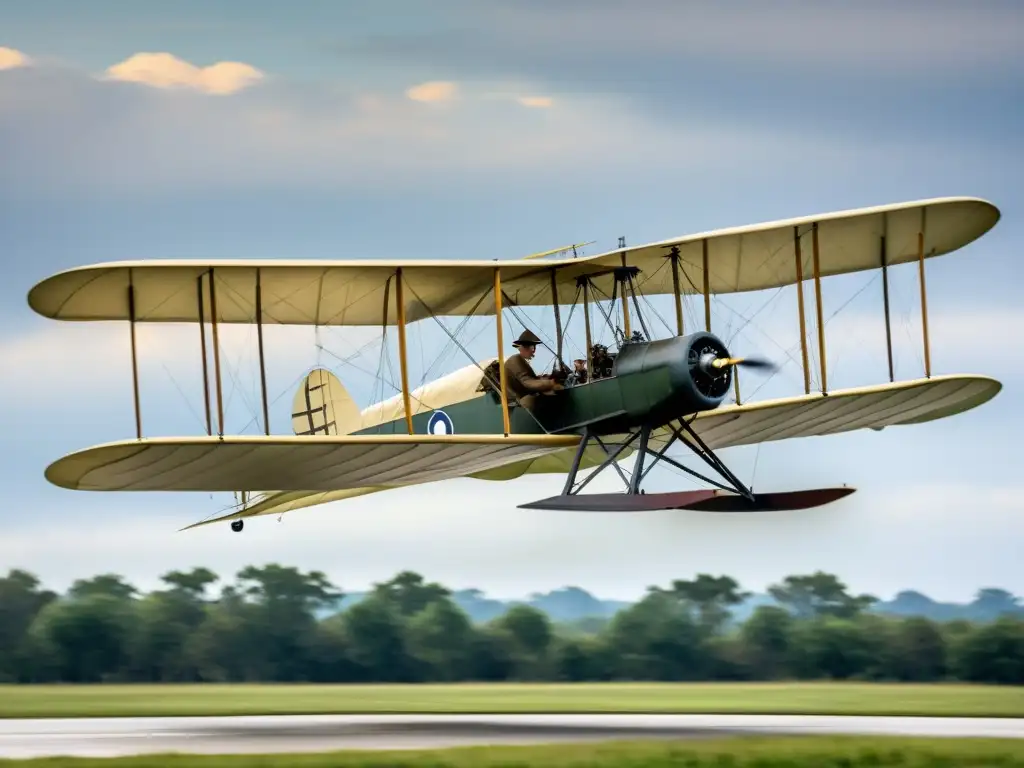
[4, 53, 990, 197]
[0, 47, 29, 70]
[517, 96, 553, 108]
[405, 80, 458, 103]
[104, 52, 263, 95]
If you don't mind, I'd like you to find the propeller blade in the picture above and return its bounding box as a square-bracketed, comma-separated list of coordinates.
[710, 356, 779, 373]
[735, 357, 778, 371]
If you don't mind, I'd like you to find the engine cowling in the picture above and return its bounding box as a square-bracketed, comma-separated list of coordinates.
[538, 331, 735, 436]
[611, 331, 734, 430]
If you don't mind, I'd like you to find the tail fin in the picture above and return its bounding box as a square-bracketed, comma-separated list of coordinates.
[291, 368, 362, 436]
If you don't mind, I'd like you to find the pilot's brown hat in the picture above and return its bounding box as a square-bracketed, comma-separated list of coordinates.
[512, 329, 542, 347]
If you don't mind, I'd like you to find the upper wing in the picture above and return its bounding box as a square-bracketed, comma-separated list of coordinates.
[27, 197, 997, 326]
[45, 434, 579, 492]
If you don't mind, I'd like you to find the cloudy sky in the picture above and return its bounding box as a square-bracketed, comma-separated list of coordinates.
[2, 0, 1023, 603]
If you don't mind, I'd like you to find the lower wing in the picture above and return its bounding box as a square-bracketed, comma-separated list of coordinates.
[46, 434, 579, 493]
[46, 374, 998, 528]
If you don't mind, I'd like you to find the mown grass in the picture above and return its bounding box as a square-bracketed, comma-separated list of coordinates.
[1, 682, 1022, 719]
[2, 737, 1024, 767]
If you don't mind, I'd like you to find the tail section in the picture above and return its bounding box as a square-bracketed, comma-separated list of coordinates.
[291, 368, 362, 436]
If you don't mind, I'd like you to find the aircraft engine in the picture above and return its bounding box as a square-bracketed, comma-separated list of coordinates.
[609, 331, 738, 430]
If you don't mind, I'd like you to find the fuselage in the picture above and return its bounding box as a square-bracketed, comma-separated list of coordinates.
[356, 332, 734, 439]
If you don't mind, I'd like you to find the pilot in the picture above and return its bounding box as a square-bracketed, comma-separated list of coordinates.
[504, 329, 562, 409]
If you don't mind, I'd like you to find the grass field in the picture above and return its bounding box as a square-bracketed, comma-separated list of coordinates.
[0, 737, 1023, 767]
[1, 682, 1022, 719]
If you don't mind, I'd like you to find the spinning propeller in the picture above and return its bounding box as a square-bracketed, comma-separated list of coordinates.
[690, 344, 778, 400]
[708, 355, 779, 373]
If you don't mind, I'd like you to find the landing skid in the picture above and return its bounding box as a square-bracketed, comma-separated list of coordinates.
[519, 419, 855, 513]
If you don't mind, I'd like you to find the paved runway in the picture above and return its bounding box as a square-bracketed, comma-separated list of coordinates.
[1, 714, 1022, 758]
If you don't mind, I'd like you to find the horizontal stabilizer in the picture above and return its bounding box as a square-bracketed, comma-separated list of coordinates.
[180, 486, 388, 530]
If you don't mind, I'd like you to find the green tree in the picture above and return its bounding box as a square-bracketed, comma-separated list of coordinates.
[183, 585, 260, 682]
[492, 605, 553, 679]
[342, 594, 412, 682]
[795, 616, 874, 680]
[888, 616, 947, 681]
[406, 599, 475, 681]
[956, 617, 1024, 684]
[130, 568, 219, 681]
[554, 635, 610, 681]
[371, 571, 451, 617]
[606, 590, 703, 680]
[669, 574, 749, 633]
[232, 564, 342, 681]
[0, 569, 56, 682]
[26, 593, 136, 682]
[940, 619, 976, 680]
[467, 625, 514, 681]
[768, 572, 877, 619]
[161, 567, 219, 598]
[67, 574, 137, 602]
[740, 605, 793, 679]
[6, 565, 1024, 686]
[305, 614, 358, 682]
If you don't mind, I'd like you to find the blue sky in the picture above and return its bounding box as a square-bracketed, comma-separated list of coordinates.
[1, 1, 1023, 602]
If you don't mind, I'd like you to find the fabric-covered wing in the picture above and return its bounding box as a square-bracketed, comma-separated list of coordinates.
[45, 434, 579, 492]
[660, 374, 1000, 451]
[468, 374, 1000, 481]
[27, 197, 998, 326]
[182, 443, 615, 529]
[182, 374, 998, 527]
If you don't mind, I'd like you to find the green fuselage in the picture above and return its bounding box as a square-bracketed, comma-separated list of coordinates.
[355, 377, 621, 438]
[355, 332, 733, 439]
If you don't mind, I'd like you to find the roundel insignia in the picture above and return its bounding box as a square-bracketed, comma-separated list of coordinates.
[427, 410, 454, 435]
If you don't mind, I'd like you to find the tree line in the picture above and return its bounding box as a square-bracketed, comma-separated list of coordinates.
[1, 566, 1021, 685]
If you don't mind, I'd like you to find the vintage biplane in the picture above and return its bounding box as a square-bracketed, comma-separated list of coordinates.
[26, 196, 1001, 532]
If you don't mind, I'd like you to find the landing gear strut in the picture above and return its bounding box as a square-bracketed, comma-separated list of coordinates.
[230, 520, 244, 533]
[519, 419, 854, 512]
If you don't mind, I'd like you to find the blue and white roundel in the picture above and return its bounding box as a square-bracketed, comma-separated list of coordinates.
[427, 410, 454, 435]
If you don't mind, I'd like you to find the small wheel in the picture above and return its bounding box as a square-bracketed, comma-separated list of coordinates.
[230, 520, 244, 533]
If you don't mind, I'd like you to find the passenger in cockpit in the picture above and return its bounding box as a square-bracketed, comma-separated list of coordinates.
[565, 359, 588, 386]
[590, 344, 615, 380]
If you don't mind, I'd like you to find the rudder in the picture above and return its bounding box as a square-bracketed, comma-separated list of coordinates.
[291, 368, 362, 436]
